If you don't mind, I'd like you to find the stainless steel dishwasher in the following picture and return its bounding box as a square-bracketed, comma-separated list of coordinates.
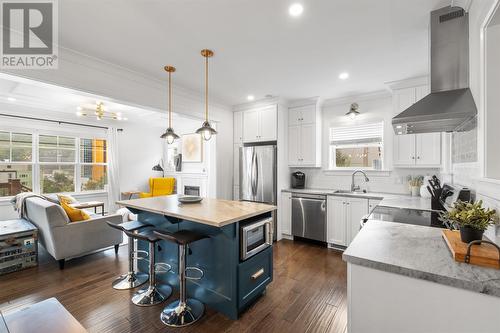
[291, 193, 326, 242]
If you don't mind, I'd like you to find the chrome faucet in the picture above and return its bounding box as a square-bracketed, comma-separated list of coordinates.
[351, 170, 370, 192]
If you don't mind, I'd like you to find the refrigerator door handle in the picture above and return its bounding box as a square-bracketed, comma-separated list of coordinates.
[251, 149, 257, 197]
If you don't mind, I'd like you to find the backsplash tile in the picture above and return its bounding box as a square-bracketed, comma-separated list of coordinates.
[452, 117, 477, 163]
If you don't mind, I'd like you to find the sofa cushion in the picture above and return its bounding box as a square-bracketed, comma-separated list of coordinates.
[57, 194, 78, 204]
[61, 201, 90, 222]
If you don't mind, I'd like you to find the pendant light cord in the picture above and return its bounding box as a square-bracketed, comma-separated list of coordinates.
[168, 70, 172, 128]
[205, 55, 209, 122]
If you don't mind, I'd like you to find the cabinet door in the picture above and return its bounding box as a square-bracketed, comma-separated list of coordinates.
[288, 107, 302, 126]
[393, 134, 416, 166]
[299, 105, 316, 124]
[368, 199, 381, 213]
[288, 125, 301, 165]
[243, 109, 260, 142]
[281, 192, 292, 236]
[416, 133, 441, 166]
[300, 123, 316, 165]
[346, 198, 369, 245]
[234, 111, 243, 144]
[327, 196, 347, 246]
[233, 144, 240, 186]
[259, 106, 277, 141]
[393, 87, 416, 114]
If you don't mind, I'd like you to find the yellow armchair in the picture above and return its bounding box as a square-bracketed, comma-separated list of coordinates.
[139, 177, 175, 198]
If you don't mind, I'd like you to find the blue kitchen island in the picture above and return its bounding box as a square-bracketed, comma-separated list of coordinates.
[117, 195, 276, 320]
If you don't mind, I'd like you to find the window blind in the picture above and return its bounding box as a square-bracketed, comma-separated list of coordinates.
[329, 122, 383, 145]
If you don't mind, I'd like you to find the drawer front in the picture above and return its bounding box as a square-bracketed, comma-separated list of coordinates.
[238, 246, 273, 309]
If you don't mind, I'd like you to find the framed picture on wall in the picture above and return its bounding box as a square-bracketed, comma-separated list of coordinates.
[181, 133, 203, 163]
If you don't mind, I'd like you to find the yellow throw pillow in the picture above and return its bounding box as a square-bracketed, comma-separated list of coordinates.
[57, 194, 77, 204]
[61, 201, 90, 222]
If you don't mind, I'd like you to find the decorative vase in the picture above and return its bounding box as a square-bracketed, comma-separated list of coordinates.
[459, 226, 484, 243]
[411, 186, 420, 197]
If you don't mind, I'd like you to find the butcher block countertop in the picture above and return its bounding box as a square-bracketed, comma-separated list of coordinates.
[117, 195, 276, 227]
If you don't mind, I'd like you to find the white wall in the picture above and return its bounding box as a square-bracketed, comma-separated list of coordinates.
[290, 93, 440, 194]
[1, 47, 234, 200]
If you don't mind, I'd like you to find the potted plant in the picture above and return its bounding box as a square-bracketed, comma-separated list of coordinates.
[439, 200, 498, 243]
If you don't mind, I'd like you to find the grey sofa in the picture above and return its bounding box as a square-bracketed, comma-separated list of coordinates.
[25, 197, 123, 269]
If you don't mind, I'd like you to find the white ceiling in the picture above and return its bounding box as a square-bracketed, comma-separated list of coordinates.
[58, 0, 449, 105]
[0, 74, 195, 127]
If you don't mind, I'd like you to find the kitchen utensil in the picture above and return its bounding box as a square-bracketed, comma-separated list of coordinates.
[432, 175, 441, 189]
[426, 186, 435, 198]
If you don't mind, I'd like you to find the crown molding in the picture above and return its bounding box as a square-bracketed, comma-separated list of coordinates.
[288, 96, 321, 108]
[322, 90, 391, 108]
[385, 75, 429, 91]
[232, 96, 284, 112]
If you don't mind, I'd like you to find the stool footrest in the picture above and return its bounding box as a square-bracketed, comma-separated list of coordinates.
[185, 266, 204, 280]
[132, 250, 149, 261]
[155, 262, 172, 274]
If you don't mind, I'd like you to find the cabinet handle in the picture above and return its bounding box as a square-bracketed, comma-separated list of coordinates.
[412, 156, 415, 159]
[251, 268, 265, 280]
[417, 156, 420, 159]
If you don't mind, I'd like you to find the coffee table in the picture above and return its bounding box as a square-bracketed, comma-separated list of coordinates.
[1, 297, 87, 333]
[70, 201, 105, 216]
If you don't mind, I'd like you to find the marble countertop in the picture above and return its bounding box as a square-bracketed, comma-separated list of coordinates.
[282, 188, 433, 211]
[343, 220, 500, 297]
[117, 195, 276, 227]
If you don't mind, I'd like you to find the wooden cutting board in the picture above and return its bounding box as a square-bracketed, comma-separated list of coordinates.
[442, 229, 500, 269]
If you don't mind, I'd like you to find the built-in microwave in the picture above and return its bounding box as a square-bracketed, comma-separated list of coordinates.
[240, 217, 273, 261]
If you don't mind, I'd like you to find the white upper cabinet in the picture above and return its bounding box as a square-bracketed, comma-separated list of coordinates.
[392, 83, 441, 168]
[287, 101, 321, 167]
[233, 111, 243, 144]
[416, 132, 441, 166]
[394, 133, 416, 165]
[243, 109, 260, 142]
[259, 106, 278, 141]
[242, 105, 277, 143]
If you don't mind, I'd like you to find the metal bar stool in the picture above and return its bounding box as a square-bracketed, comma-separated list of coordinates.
[123, 228, 173, 306]
[106, 220, 151, 290]
[154, 229, 208, 327]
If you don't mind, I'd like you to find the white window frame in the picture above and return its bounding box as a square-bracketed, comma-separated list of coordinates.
[0, 131, 35, 194]
[328, 122, 384, 170]
[0, 128, 109, 198]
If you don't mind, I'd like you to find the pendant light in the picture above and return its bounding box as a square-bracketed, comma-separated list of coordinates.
[160, 65, 180, 144]
[346, 102, 360, 119]
[196, 49, 217, 141]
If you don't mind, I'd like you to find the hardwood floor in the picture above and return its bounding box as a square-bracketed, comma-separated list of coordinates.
[0, 240, 347, 333]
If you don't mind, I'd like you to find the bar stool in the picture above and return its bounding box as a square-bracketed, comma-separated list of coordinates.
[106, 220, 151, 290]
[154, 229, 208, 327]
[124, 228, 173, 306]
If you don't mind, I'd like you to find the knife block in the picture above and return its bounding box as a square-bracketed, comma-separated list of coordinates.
[431, 188, 445, 211]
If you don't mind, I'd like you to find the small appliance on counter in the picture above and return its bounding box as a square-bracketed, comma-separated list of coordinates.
[291, 171, 305, 189]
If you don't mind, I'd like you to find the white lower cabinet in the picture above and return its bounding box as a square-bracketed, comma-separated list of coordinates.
[327, 196, 347, 246]
[280, 192, 292, 237]
[368, 199, 382, 213]
[327, 196, 369, 247]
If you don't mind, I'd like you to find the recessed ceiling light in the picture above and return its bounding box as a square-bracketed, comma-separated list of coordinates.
[289, 3, 303, 17]
[247, 95, 255, 101]
[396, 125, 402, 129]
[76, 106, 83, 111]
[76, 111, 83, 117]
[7, 97, 16, 102]
[339, 72, 349, 80]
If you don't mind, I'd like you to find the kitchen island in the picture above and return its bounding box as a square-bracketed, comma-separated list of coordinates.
[117, 195, 276, 320]
[343, 220, 500, 333]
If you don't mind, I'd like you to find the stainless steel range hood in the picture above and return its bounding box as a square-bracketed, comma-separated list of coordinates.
[392, 6, 477, 135]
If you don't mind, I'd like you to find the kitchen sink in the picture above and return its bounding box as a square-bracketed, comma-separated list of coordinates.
[334, 190, 368, 194]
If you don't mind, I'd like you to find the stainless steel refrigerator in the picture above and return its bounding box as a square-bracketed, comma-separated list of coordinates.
[240, 144, 277, 240]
